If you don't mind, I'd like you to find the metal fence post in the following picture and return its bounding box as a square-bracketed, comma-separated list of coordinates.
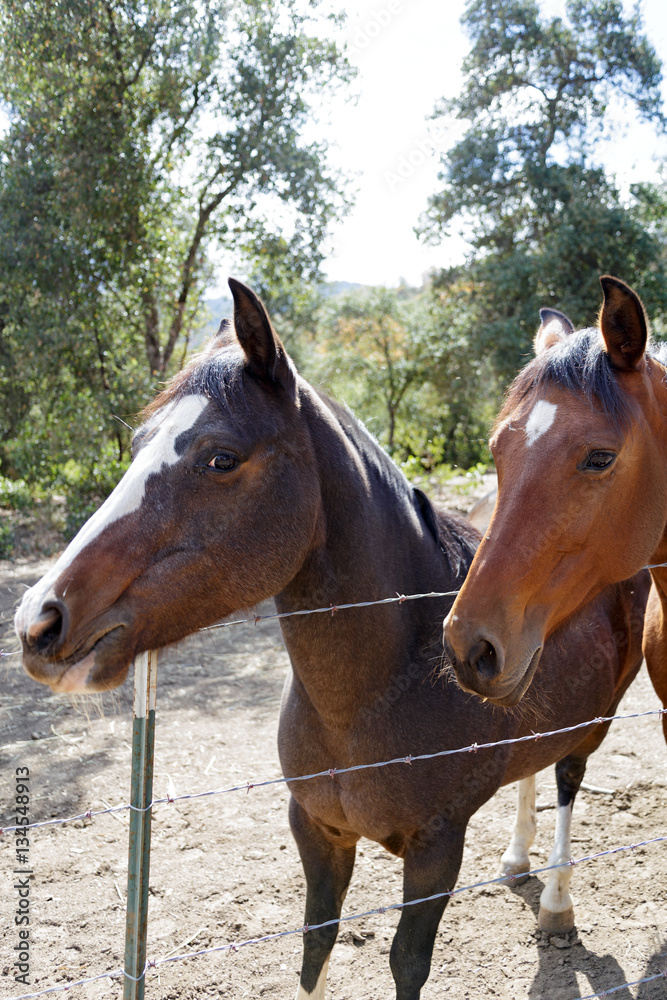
[123, 649, 158, 1000]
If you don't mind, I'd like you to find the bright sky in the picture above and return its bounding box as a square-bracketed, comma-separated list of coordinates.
[313, 0, 667, 289]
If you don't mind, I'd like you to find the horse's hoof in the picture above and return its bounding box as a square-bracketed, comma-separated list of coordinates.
[538, 905, 575, 934]
[496, 862, 530, 886]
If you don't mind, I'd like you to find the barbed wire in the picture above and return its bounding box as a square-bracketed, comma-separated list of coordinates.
[199, 589, 460, 632]
[5, 559, 667, 662]
[4, 576, 667, 999]
[0, 590, 461, 664]
[198, 564, 667, 630]
[3, 833, 666, 1000]
[7, 556, 667, 660]
[2, 705, 665, 834]
[5, 556, 667, 658]
[575, 970, 667, 998]
[6, 967, 666, 1000]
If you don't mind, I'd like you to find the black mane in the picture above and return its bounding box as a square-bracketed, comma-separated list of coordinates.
[144, 344, 249, 424]
[500, 328, 631, 427]
[320, 392, 478, 579]
[186, 347, 249, 420]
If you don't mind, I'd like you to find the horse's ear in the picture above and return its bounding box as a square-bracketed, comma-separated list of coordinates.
[534, 308, 574, 355]
[228, 277, 295, 391]
[599, 275, 648, 371]
[212, 318, 235, 348]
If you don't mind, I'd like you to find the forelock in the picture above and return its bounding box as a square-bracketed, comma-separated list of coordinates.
[496, 328, 633, 430]
[143, 345, 248, 424]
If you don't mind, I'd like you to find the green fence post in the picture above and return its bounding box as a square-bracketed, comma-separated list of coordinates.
[123, 649, 158, 1000]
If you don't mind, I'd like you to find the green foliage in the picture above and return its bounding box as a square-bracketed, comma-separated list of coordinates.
[301, 284, 491, 469]
[0, 475, 33, 512]
[246, 242, 327, 371]
[56, 455, 131, 539]
[63, 494, 107, 542]
[313, 287, 426, 454]
[0, 521, 14, 559]
[421, 0, 667, 386]
[5, 0, 667, 525]
[0, 0, 353, 499]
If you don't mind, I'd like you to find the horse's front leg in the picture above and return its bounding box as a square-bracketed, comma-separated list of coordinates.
[497, 775, 536, 883]
[289, 796, 357, 1000]
[390, 820, 466, 1000]
[539, 714, 620, 933]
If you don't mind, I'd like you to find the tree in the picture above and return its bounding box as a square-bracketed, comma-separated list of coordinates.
[420, 0, 667, 384]
[314, 287, 428, 455]
[0, 0, 352, 484]
[308, 286, 490, 469]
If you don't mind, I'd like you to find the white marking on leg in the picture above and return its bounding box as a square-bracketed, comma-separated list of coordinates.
[499, 775, 536, 878]
[295, 956, 330, 1000]
[540, 802, 574, 915]
[15, 394, 209, 634]
[525, 400, 558, 446]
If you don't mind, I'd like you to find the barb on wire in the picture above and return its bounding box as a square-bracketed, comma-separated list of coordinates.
[5, 957, 666, 1000]
[2, 706, 666, 834]
[4, 967, 125, 1000]
[3, 834, 666, 1000]
[5, 558, 667, 668]
[152, 833, 667, 964]
[198, 590, 460, 632]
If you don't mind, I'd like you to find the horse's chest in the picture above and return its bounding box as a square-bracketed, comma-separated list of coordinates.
[286, 766, 413, 851]
[276, 681, 452, 849]
[278, 694, 358, 834]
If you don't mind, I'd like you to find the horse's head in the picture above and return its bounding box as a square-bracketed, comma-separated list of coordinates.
[15, 280, 322, 692]
[444, 276, 667, 706]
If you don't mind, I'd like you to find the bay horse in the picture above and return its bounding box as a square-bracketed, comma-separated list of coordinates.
[15, 280, 649, 998]
[443, 277, 667, 740]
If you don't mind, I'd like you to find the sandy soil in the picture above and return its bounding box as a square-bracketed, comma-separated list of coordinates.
[1, 539, 666, 1000]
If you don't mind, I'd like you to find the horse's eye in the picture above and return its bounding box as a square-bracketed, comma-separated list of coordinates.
[207, 453, 237, 471]
[583, 451, 616, 471]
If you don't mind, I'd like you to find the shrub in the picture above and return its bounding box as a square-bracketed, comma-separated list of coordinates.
[59, 457, 128, 540]
[0, 476, 34, 512]
[0, 521, 15, 559]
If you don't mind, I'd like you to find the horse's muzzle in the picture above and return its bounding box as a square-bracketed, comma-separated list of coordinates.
[443, 613, 543, 706]
[19, 596, 70, 656]
[15, 588, 131, 693]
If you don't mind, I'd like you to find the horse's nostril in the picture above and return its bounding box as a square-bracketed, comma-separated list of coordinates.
[469, 639, 499, 680]
[26, 602, 67, 652]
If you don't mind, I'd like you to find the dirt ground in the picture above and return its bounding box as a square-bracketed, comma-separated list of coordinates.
[1, 485, 666, 1000]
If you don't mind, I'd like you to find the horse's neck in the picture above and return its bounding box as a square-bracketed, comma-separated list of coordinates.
[641, 361, 667, 572]
[276, 391, 452, 721]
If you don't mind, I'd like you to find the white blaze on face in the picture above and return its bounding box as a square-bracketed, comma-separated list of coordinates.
[15, 394, 208, 634]
[525, 400, 558, 447]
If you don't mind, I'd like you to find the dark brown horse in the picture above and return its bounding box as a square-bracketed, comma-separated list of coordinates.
[443, 277, 667, 740]
[15, 281, 649, 998]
